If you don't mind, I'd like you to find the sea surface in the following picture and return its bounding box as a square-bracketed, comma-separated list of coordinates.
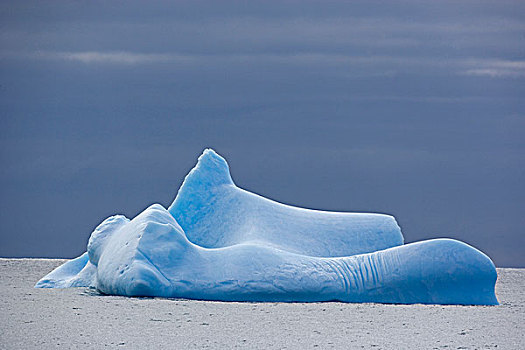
[0, 259, 523, 349]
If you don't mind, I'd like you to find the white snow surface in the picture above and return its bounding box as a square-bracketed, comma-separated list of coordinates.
[6, 260, 524, 349]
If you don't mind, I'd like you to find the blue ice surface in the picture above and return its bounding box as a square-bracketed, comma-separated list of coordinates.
[35, 149, 499, 305]
[34, 252, 97, 288]
[168, 149, 403, 257]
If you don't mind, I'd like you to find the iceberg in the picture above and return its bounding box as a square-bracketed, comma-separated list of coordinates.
[168, 149, 403, 257]
[36, 149, 498, 305]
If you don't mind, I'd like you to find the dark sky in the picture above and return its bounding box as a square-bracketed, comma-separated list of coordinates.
[1, 1, 524, 266]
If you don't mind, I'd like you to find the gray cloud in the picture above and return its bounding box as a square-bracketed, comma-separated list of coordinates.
[8, 50, 524, 81]
[462, 60, 525, 78]
[49, 51, 175, 64]
[1, 0, 524, 266]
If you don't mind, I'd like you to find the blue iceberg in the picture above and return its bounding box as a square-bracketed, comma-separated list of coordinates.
[169, 149, 403, 257]
[36, 149, 498, 305]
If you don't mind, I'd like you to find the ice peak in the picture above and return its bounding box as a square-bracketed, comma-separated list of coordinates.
[190, 148, 234, 186]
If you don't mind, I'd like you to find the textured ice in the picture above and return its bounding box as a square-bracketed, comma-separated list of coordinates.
[36, 149, 498, 305]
